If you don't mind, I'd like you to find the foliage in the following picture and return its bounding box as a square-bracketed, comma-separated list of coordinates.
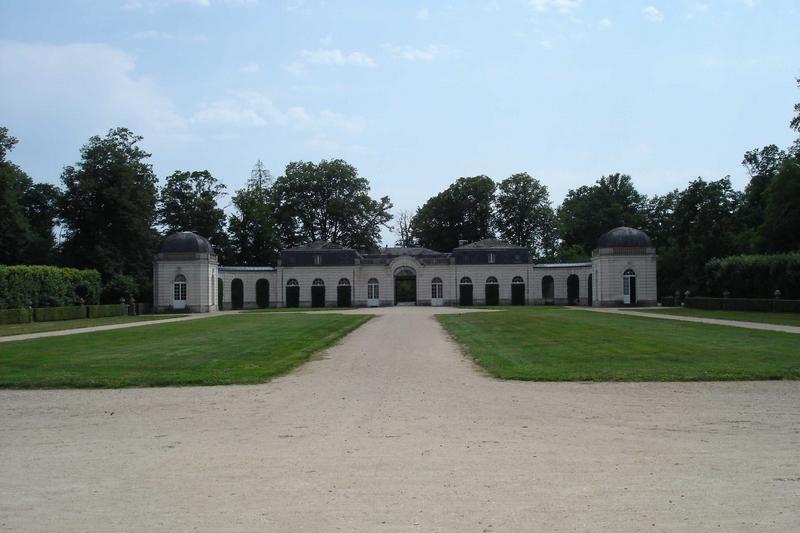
[274, 159, 393, 250]
[59, 128, 158, 291]
[557, 173, 646, 256]
[0, 308, 31, 325]
[495, 172, 556, 258]
[704, 252, 800, 299]
[0, 313, 371, 388]
[100, 273, 139, 304]
[411, 175, 496, 251]
[0, 265, 101, 309]
[87, 303, 127, 318]
[158, 169, 228, 257]
[393, 209, 415, 247]
[33, 305, 87, 322]
[438, 308, 800, 381]
[0, 126, 61, 265]
[685, 296, 800, 313]
[759, 157, 800, 252]
[228, 161, 281, 265]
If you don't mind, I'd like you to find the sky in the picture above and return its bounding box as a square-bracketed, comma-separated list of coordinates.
[1, 0, 798, 245]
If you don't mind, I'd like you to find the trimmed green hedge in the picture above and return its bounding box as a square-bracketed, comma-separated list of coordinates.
[87, 304, 127, 318]
[33, 306, 87, 322]
[0, 308, 31, 324]
[687, 297, 800, 313]
[705, 252, 800, 299]
[0, 265, 101, 309]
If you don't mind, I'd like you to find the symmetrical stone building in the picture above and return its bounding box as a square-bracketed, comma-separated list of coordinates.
[153, 226, 657, 312]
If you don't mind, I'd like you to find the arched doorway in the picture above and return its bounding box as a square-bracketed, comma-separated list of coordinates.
[337, 278, 351, 307]
[459, 277, 473, 306]
[311, 278, 326, 307]
[587, 274, 593, 307]
[394, 267, 416, 305]
[173, 274, 187, 309]
[431, 277, 444, 306]
[567, 274, 579, 305]
[285, 279, 299, 308]
[623, 269, 637, 305]
[367, 278, 379, 307]
[485, 276, 499, 306]
[231, 278, 244, 310]
[217, 277, 224, 310]
[256, 278, 269, 308]
[511, 276, 525, 305]
[542, 275, 554, 305]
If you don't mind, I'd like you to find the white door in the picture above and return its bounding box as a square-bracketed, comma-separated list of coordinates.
[173, 275, 187, 309]
[623, 276, 630, 305]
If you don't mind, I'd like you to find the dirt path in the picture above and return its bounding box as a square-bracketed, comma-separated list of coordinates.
[1, 307, 799, 532]
[576, 306, 800, 334]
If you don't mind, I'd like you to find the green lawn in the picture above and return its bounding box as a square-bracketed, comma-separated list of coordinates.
[629, 307, 800, 327]
[0, 314, 186, 337]
[0, 313, 370, 388]
[437, 308, 800, 381]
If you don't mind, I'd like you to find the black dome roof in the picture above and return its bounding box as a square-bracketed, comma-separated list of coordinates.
[597, 227, 652, 248]
[159, 232, 214, 254]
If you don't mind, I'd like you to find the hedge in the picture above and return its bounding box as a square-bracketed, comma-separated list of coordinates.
[0, 265, 101, 309]
[33, 305, 87, 322]
[705, 252, 800, 299]
[87, 304, 127, 318]
[686, 297, 800, 313]
[0, 308, 31, 325]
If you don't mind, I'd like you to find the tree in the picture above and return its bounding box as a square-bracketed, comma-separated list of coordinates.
[0, 127, 61, 264]
[274, 159, 393, 249]
[412, 175, 496, 251]
[394, 209, 415, 247]
[158, 169, 227, 255]
[557, 173, 646, 255]
[791, 78, 800, 156]
[760, 157, 800, 253]
[738, 145, 788, 250]
[495, 172, 555, 257]
[59, 128, 157, 295]
[227, 161, 281, 265]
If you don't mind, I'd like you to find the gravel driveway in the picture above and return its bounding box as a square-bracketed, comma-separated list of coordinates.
[1, 306, 798, 531]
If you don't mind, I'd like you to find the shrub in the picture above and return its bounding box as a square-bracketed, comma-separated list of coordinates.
[705, 252, 800, 299]
[0, 265, 101, 309]
[101, 274, 139, 304]
[686, 297, 800, 313]
[0, 308, 31, 324]
[33, 306, 87, 322]
[87, 304, 127, 318]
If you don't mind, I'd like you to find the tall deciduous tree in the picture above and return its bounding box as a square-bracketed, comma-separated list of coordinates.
[274, 159, 393, 249]
[227, 161, 281, 265]
[394, 209, 415, 247]
[158, 169, 227, 255]
[0, 127, 61, 264]
[557, 173, 646, 255]
[495, 172, 556, 257]
[59, 128, 157, 290]
[760, 157, 800, 252]
[412, 175, 496, 251]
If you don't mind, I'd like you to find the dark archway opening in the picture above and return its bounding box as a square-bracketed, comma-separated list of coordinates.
[394, 267, 417, 305]
[256, 278, 269, 308]
[588, 274, 593, 307]
[567, 274, 580, 305]
[511, 276, 525, 305]
[485, 276, 499, 306]
[285, 279, 299, 308]
[337, 278, 351, 307]
[217, 278, 224, 310]
[231, 278, 244, 310]
[459, 277, 473, 306]
[311, 279, 326, 307]
[542, 276, 554, 305]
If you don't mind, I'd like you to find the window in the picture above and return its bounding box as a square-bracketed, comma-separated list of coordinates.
[314, 254, 322, 265]
[488, 252, 496, 264]
[512, 276, 524, 284]
[486, 276, 498, 284]
[367, 278, 379, 299]
[460, 277, 472, 285]
[173, 274, 187, 301]
[338, 278, 350, 286]
[431, 277, 443, 299]
[286, 278, 299, 287]
[312, 278, 325, 286]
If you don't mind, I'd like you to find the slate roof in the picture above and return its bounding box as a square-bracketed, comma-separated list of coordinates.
[596, 227, 652, 248]
[453, 238, 524, 250]
[287, 241, 353, 251]
[159, 232, 215, 255]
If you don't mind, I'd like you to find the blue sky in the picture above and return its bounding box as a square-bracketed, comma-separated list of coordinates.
[1, 0, 798, 244]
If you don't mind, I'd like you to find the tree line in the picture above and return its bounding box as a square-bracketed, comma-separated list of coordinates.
[1, 79, 798, 301]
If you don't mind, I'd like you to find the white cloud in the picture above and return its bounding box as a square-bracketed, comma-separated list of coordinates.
[0, 41, 186, 139]
[539, 39, 555, 49]
[298, 48, 376, 68]
[416, 7, 429, 21]
[130, 30, 207, 41]
[382, 44, 460, 62]
[123, 0, 257, 9]
[642, 6, 664, 23]
[529, 0, 582, 14]
[598, 16, 612, 29]
[240, 62, 260, 73]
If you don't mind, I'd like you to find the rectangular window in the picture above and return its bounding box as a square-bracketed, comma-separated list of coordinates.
[488, 252, 495, 264]
[314, 254, 322, 265]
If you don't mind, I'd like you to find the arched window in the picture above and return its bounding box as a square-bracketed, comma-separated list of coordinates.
[511, 276, 525, 305]
[623, 269, 637, 305]
[512, 276, 524, 284]
[173, 274, 187, 307]
[285, 278, 300, 308]
[460, 277, 472, 285]
[486, 276, 498, 284]
[431, 277, 443, 299]
[485, 276, 499, 305]
[256, 278, 269, 308]
[367, 278, 379, 300]
[338, 278, 350, 286]
[312, 278, 325, 286]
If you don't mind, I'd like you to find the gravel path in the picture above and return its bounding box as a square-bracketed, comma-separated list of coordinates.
[1, 306, 798, 532]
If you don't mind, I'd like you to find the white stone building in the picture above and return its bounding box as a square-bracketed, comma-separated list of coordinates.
[153, 227, 657, 312]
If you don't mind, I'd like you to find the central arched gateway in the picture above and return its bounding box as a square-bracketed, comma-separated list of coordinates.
[394, 266, 417, 305]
